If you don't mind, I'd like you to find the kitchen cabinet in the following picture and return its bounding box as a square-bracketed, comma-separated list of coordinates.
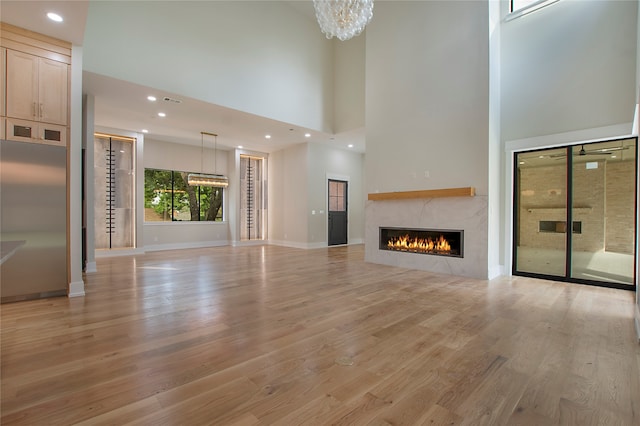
[0, 22, 72, 302]
[6, 49, 68, 126]
[6, 117, 66, 146]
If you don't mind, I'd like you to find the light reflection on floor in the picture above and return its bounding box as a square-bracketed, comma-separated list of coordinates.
[516, 246, 634, 284]
[136, 266, 180, 270]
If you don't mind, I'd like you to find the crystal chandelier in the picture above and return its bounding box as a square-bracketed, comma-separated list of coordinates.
[313, 0, 374, 41]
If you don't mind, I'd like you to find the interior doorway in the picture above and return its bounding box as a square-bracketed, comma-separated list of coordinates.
[513, 137, 637, 289]
[328, 179, 348, 246]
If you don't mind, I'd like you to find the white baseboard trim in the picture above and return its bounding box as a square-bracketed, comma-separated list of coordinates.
[349, 238, 364, 245]
[231, 240, 267, 247]
[95, 248, 145, 258]
[308, 242, 327, 249]
[144, 240, 228, 252]
[488, 264, 504, 280]
[268, 240, 325, 249]
[85, 261, 97, 273]
[68, 280, 85, 298]
[268, 240, 306, 249]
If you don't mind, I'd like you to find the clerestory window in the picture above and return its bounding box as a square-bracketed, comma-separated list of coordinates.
[508, 0, 559, 20]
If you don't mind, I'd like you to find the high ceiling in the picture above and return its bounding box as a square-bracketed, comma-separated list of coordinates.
[1, 0, 365, 153]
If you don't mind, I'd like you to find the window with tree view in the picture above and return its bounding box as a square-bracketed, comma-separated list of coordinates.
[144, 169, 223, 222]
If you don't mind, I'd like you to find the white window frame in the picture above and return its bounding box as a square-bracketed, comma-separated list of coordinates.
[506, 0, 560, 21]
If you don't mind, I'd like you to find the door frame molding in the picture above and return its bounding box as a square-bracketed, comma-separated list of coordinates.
[326, 173, 350, 246]
[504, 123, 633, 277]
[504, 123, 637, 290]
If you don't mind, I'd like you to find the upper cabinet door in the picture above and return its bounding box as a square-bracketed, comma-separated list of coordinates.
[38, 58, 68, 125]
[6, 50, 39, 121]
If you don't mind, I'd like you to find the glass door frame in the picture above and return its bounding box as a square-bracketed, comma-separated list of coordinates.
[93, 132, 137, 250]
[512, 137, 637, 290]
[239, 154, 267, 241]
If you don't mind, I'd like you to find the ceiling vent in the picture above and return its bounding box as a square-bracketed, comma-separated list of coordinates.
[163, 96, 182, 104]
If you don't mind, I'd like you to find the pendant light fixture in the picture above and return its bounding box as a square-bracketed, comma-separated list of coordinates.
[313, 0, 374, 41]
[187, 131, 229, 188]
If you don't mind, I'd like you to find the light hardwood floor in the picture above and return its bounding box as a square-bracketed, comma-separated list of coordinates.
[1, 244, 639, 425]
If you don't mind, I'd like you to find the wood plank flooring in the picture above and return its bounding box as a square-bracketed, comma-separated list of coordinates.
[1, 244, 639, 425]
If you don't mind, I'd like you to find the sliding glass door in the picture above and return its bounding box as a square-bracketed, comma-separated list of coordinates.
[515, 147, 568, 277]
[514, 138, 636, 288]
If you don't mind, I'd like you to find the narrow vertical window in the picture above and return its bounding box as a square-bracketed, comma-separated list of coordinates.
[94, 134, 135, 249]
[508, 0, 560, 20]
[240, 155, 266, 240]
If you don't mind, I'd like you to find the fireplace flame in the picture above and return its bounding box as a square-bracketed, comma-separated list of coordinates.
[387, 234, 452, 254]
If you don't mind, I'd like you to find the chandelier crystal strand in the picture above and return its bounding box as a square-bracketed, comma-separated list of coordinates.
[313, 0, 374, 41]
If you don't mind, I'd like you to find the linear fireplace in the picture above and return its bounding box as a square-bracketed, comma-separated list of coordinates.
[379, 227, 464, 258]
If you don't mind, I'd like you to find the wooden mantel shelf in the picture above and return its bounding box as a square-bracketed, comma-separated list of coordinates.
[368, 187, 475, 201]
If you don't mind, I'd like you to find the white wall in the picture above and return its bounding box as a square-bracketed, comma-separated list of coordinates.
[501, 0, 637, 142]
[268, 142, 364, 248]
[364, 0, 491, 278]
[82, 1, 334, 133]
[143, 138, 230, 250]
[488, 0, 503, 278]
[365, 1, 490, 196]
[69, 45, 85, 296]
[333, 33, 365, 133]
[268, 143, 309, 246]
[501, 0, 638, 278]
[144, 138, 228, 176]
[307, 143, 365, 245]
[82, 94, 96, 273]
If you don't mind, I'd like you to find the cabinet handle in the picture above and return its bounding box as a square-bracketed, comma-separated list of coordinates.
[32, 102, 37, 117]
[39, 103, 44, 118]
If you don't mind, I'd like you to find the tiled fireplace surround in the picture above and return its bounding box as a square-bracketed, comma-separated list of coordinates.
[364, 189, 488, 279]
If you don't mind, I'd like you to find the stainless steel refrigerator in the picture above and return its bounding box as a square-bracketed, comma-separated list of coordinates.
[1, 139, 67, 302]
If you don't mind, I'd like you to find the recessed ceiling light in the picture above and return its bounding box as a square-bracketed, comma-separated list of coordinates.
[611, 155, 617, 158]
[147, 96, 157, 102]
[304, 133, 311, 138]
[265, 135, 271, 139]
[47, 12, 63, 22]
[238, 145, 243, 149]
[157, 112, 166, 117]
[519, 161, 525, 165]
[348, 144, 354, 148]
[538, 155, 544, 158]
[142, 129, 149, 133]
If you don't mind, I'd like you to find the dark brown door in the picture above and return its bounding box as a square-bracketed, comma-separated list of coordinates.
[328, 179, 348, 246]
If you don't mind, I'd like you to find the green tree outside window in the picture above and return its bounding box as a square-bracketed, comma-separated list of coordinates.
[144, 169, 223, 222]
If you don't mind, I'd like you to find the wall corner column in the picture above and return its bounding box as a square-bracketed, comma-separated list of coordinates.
[69, 45, 85, 297]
